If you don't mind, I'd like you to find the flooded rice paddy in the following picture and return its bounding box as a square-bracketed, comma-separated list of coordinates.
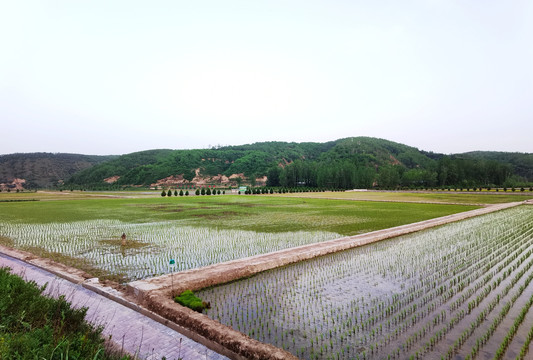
[0, 220, 340, 281]
[198, 206, 533, 359]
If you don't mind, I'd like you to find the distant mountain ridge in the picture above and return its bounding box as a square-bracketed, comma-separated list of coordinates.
[0, 153, 116, 189]
[1, 137, 531, 190]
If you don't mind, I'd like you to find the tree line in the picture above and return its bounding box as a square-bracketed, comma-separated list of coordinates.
[266, 157, 524, 189]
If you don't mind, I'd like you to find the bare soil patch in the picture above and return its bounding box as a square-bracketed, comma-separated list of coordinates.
[191, 211, 240, 219]
[0, 235, 14, 247]
[217, 202, 261, 208]
[99, 238, 150, 250]
[0, 244, 92, 284]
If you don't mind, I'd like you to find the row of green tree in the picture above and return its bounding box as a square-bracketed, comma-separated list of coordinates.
[266, 156, 523, 189]
[161, 188, 228, 196]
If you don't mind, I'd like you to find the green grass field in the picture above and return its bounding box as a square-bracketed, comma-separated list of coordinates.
[0, 193, 480, 236]
[277, 190, 533, 204]
[0, 192, 484, 281]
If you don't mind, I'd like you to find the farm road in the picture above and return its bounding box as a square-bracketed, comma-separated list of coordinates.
[0, 253, 228, 360]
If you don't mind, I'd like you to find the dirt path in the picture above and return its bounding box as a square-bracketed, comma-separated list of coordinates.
[0, 251, 229, 360]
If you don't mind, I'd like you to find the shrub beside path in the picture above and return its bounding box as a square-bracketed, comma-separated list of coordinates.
[0, 252, 228, 360]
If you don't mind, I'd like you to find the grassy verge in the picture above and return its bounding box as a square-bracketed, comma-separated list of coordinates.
[0, 236, 14, 247]
[174, 290, 211, 313]
[0, 267, 131, 359]
[22, 246, 128, 284]
[1, 233, 126, 283]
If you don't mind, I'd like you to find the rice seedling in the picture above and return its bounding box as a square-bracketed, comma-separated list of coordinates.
[0, 219, 341, 281]
[198, 206, 533, 359]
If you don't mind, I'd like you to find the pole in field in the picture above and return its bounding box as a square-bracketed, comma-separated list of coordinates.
[169, 258, 176, 296]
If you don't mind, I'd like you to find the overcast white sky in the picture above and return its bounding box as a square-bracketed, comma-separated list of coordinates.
[1, 1, 532, 155]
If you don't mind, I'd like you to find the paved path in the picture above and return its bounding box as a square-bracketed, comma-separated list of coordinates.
[0, 253, 229, 360]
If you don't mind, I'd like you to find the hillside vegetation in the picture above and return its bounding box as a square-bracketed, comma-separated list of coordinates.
[65, 141, 334, 187]
[65, 137, 530, 189]
[0, 153, 115, 189]
[1, 137, 531, 190]
[460, 151, 533, 181]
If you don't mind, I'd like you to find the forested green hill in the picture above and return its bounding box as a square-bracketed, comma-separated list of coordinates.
[2, 138, 531, 190]
[271, 138, 529, 189]
[65, 141, 334, 187]
[64, 137, 531, 189]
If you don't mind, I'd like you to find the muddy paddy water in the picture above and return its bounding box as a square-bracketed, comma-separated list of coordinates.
[198, 206, 533, 359]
